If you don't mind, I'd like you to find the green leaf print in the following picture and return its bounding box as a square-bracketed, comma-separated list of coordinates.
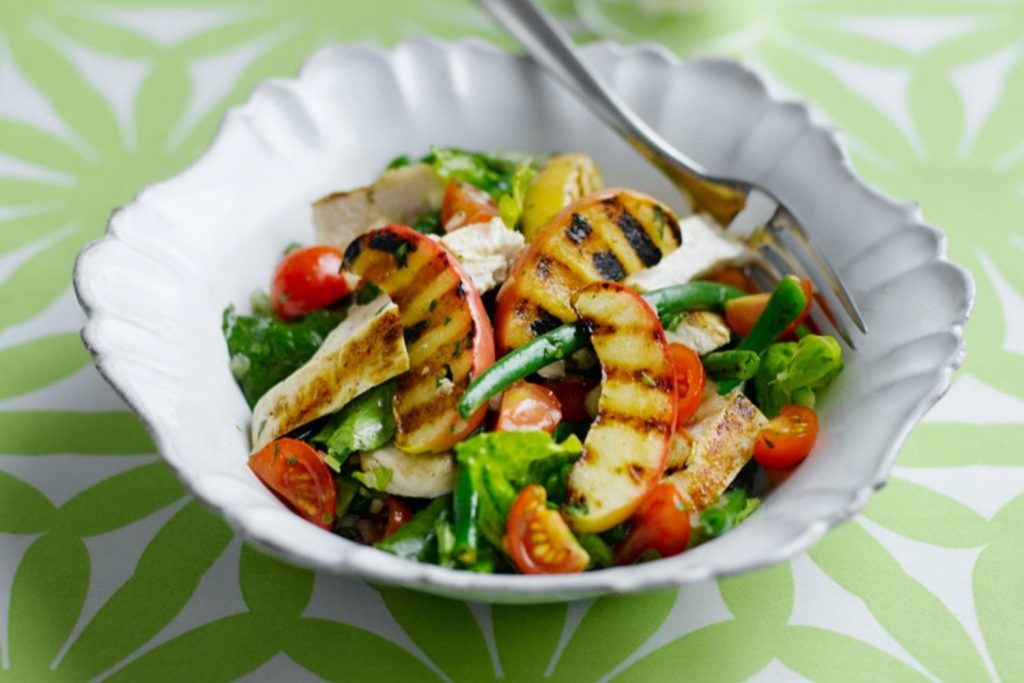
[612, 622, 768, 683]
[976, 493, 1024, 682]
[0, 411, 154, 455]
[375, 586, 494, 681]
[104, 614, 273, 683]
[551, 589, 676, 683]
[718, 561, 793, 628]
[492, 602, 567, 682]
[898, 423, 1024, 468]
[238, 543, 315, 619]
[778, 626, 930, 683]
[285, 618, 444, 683]
[862, 478, 989, 548]
[0, 334, 92, 398]
[810, 521, 989, 683]
[6, 530, 90, 673]
[0, 469, 57, 533]
[57, 501, 234, 680]
[60, 461, 185, 537]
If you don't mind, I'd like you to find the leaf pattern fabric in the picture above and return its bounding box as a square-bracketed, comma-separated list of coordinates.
[0, 1, 1021, 680]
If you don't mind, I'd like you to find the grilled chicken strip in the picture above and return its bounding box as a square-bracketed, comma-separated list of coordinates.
[313, 163, 445, 249]
[250, 292, 409, 452]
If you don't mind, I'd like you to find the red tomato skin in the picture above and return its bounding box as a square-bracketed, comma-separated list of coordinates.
[271, 246, 350, 320]
[505, 485, 589, 574]
[540, 376, 596, 422]
[668, 343, 706, 428]
[384, 497, 413, 538]
[615, 482, 691, 565]
[496, 382, 562, 433]
[440, 180, 500, 231]
[753, 404, 820, 469]
[248, 438, 336, 529]
[725, 278, 813, 339]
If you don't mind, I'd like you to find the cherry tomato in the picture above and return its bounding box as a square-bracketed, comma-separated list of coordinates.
[539, 376, 596, 422]
[668, 343, 706, 427]
[271, 246, 351, 320]
[754, 404, 820, 469]
[708, 268, 757, 293]
[505, 484, 589, 574]
[725, 278, 813, 339]
[248, 438, 336, 529]
[384, 496, 412, 538]
[440, 179, 500, 231]
[496, 381, 562, 433]
[615, 482, 691, 565]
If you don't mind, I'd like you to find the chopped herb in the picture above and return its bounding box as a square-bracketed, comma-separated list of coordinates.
[653, 204, 666, 240]
[429, 298, 438, 312]
[453, 340, 462, 357]
[283, 241, 302, 255]
[250, 290, 272, 316]
[394, 242, 409, 268]
[387, 154, 412, 169]
[223, 304, 348, 407]
[355, 281, 382, 305]
[353, 467, 393, 491]
[639, 371, 657, 388]
[410, 211, 442, 235]
[286, 457, 299, 465]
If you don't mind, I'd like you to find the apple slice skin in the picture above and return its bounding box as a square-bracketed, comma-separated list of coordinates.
[494, 189, 681, 354]
[566, 282, 678, 533]
[343, 224, 495, 454]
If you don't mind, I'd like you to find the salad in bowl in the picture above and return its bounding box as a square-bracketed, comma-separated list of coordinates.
[223, 147, 843, 575]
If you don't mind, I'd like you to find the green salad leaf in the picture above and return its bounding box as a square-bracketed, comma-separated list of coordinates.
[755, 334, 844, 417]
[498, 159, 536, 228]
[311, 381, 396, 468]
[222, 305, 348, 408]
[690, 488, 761, 547]
[423, 146, 542, 200]
[453, 431, 584, 560]
[375, 496, 451, 562]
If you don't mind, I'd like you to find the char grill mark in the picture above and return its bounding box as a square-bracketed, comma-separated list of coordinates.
[592, 250, 626, 280]
[617, 210, 662, 267]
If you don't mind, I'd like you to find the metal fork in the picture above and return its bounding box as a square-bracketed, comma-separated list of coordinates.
[477, 0, 868, 346]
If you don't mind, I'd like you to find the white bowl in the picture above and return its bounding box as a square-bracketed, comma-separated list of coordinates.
[73, 39, 973, 603]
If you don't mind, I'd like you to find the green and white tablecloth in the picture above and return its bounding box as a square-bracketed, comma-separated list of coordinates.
[1, 1, 1021, 680]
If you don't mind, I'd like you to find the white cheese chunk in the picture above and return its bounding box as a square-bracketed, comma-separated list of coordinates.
[626, 214, 751, 292]
[665, 311, 732, 355]
[664, 390, 767, 511]
[439, 217, 526, 292]
[361, 445, 456, 499]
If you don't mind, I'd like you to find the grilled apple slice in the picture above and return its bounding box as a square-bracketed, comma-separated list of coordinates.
[494, 188, 681, 353]
[566, 282, 678, 533]
[343, 225, 495, 453]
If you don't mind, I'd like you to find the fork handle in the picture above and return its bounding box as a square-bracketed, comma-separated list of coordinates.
[476, 0, 706, 173]
[477, 0, 748, 223]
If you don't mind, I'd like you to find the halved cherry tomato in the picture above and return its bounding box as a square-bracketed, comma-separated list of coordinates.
[753, 404, 820, 469]
[384, 496, 412, 538]
[724, 278, 814, 339]
[615, 482, 691, 565]
[440, 179, 500, 231]
[668, 343, 706, 427]
[540, 376, 596, 422]
[271, 245, 350, 320]
[708, 268, 757, 293]
[505, 484, 589, 574]
[496, 381, 562, 433]
[249, 438, 336, 529]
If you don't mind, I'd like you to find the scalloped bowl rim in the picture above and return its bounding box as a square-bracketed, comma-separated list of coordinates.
[73, 38, 974, 602]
